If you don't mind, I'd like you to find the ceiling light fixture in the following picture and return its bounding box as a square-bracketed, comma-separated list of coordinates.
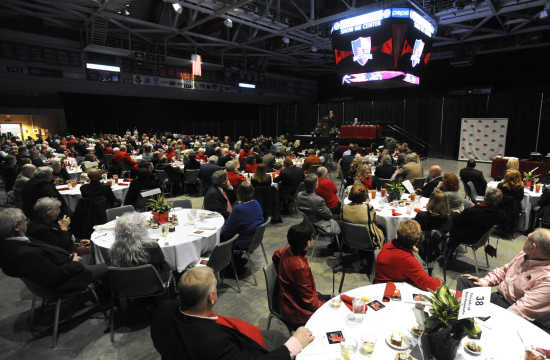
[172, 2, 183, 14]
[224, 18, 233, 28]
[311, 46, 318, 52]
[282, 36, 290, 44]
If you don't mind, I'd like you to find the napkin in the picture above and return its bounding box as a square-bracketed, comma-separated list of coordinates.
[93, 221, 116, 231]
[57, 187, 70, 191]
[117, 183, 128, 186]
[536, 349, 550, 357]
[414, 208, 422, 213]
[340, 294, 354, 311]
[383, 282, 396, 302]
[391, 209, 402, 216]
[124, 178, 133, 182]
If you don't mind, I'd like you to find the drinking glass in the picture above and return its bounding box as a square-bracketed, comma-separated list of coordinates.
[370, 190, 376, 200]
[340, 338, 357, 360]
[536, 184, 542, 193]
[161, 224, 169, 237]
[71, 179, 77, 188]
[102, 173, 108, 182]
[381, 188, 387, 198]
[113, 174, 119, 184]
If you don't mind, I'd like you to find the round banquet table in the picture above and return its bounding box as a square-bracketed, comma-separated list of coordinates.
[486, 181, 543, 232]
[56, 182, 130, 213]
[90, 208, 225, 272]
[297, 282, 550, 360]
[344, 192, 429, 242]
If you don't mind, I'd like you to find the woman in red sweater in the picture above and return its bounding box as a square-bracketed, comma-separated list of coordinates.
[273, 221, 329, 329]
[374, 220, 442, 291]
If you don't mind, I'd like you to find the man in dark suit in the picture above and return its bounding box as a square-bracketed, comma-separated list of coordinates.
[446, 188, 505, 261]
[459, 159, 487, 195]
[274, 158, 305, 214]
[199, 155, 223, 190]
[124, 161, 159, 209]
[218, 148, 233, 168]
[203, 170, 233, 219]
[374, 155, 396, 180]
[416, 165, 443, 198]
[80, 169, 120, 209]
[0, 208, 107, 293]
[151, 266, 313, 360]
[22, 166, 69, 217]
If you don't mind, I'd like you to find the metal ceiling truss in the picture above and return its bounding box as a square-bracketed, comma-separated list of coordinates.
[0, 0, 549, 76]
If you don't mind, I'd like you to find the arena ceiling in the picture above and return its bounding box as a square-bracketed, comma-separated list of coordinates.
[1, 0, 549, 76]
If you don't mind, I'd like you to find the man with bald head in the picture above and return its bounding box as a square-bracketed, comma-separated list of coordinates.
[457, 228, 550, 329]
[151, 266, 315, 360]
[416, 165, 442, 197]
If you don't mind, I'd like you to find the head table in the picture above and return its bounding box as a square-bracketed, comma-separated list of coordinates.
[90, 208, 225, 272]
[344, 192, 429, 241]
[298, 282, 550, 360]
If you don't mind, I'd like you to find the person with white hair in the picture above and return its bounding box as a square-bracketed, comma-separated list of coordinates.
[113, 144, 138, 170]
[7, 163, 36, 208]
[110, 212, 170, 276]
[315, 166, 340, 215]
[50, 158, 70, 184]
[415, 165, 443, 197]
[27, 197, 78, 253]
[22, 166, 69, 217]
[151, 266, 314, 360]
[0, 208, 107, 293]
[458, 228, 550, 330]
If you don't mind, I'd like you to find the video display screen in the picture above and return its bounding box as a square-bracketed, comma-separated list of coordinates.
[331, 8, 435, 87]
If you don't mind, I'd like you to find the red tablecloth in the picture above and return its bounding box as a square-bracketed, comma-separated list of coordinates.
[340, 125, 382, 140]
[491, 158, 550, 178]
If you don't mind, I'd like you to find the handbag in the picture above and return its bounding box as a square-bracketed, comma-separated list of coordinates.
[366, 204, 382, 248]
[485, 243, 497, 257]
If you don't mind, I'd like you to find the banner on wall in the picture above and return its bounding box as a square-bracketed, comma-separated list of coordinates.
[458, 118, 508, 163]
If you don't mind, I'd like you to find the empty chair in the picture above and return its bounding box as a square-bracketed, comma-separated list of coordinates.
[183, 169, 201, 195]
[170, 199, 192, 209]
[263, 264, 292, 333]
[466, 181, 485, 204]
[195, 234, 240, 292]
[22, 278, 100, 348]
[234, 217, 271, 285]
[106, 205, 135, 222]
[107, 264, 173, 342]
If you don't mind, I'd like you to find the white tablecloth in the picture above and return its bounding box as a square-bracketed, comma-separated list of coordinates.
[344, 192, 428, 241]
[90, 208, 224, 272]
[57, 182, 130, 212]
[487, 181, 542, 231]
[298, 283, 550, 360]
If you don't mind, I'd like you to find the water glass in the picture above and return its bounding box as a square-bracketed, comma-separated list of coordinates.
[161, 224, 169, 237]
[340, 338, 358, 360]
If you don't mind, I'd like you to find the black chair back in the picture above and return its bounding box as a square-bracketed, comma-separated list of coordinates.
[107, 264, 166, 299]
[207, 234, 238, 273]
[263, 263, 282, 317]
[106, 205, 135, 222]
[253, 185, 273, 218]
[540, 205, 550, 228]
[412, 177, 425, 189]
[247, 217, 271, 255]
[171, 199, 192, 209]
[341, 221, 375, 251]
[183, 169, 200, 184]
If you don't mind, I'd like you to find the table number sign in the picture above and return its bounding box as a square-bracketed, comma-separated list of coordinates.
[458, 287, 491, 320]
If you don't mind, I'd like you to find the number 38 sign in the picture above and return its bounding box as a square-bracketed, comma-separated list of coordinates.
[458, 287, 492, 320]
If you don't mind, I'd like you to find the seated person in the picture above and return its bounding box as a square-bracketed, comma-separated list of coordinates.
[274, 158, 305, 213]
[123, 161, 159, 208]
[497, 169, 524, 235]
[110, 212, 170, 277]
[395, 154, 422, 182]
[244, 155, 258, 173]
[7, 163, 36, 209]
[50, 158, 70, 184]
[81, 168, 121, 209]
[204, 170, 233, 220]
[151, 266, 313, 360]
[459, 159, 487, 195]
[221, 182, 264, 251]
[374, 220, 442, 291]
[27, 197, 77, 253]
[416, 165, 443, 198]
[225, 160, 246, 189]
[184, 150, 201, 170]
[302, 150, 320, 174]
[447, 188, 505, 260]
[199, 155, 223, 190]
[22, 166, 69, 217]
[82, 153, 99, 171]
[251, 164, 272, 189]
[315, 167, 340, 215]
[351, 117, 360, 126]
[374, 155, 395, 180]
[296, 174, 340, 236]
[353, 165, 372, 189]
[0, 208, 107, 293]
[2, 155, 17, 191]
[342, 184, 384, 248]
[457, 228, 550, 330]
[273, 222, 330, 329]
[437, 173, 471, 212]
[414, 190, 451, 234]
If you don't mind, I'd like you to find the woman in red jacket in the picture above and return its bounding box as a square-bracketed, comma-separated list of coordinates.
[374, 220, 442, 291]
[272, 221, 330, 329]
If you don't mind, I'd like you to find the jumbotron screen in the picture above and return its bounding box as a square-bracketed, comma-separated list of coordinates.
[331, 8, 436, 88]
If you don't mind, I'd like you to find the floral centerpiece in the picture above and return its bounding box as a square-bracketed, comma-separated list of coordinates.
[147, 195, 171, 224]
[385, 182, 404, 202]
[523, 170, 539, 189]
[421, 285, 479, 360]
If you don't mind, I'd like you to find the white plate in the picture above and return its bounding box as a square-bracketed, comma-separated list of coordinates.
[463, 341, 483, 356]
[385, 332, 410, 350]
